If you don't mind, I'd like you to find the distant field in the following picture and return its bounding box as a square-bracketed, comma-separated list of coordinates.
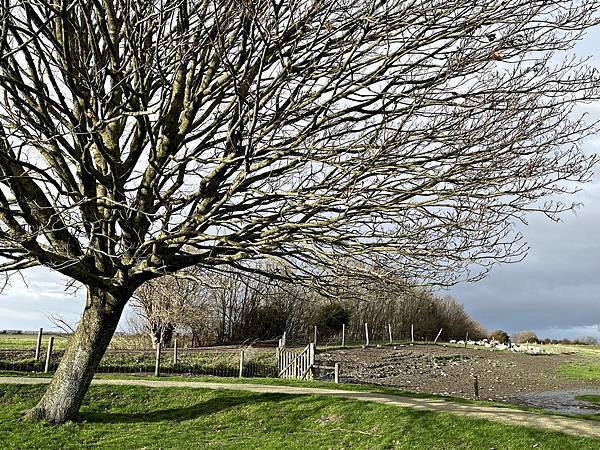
[546, 344, 600, 381]
[543, 344, 600, 356]
[0, 333, 277, 377]
[0, 333, 71, 350]
[2, 383, 599, 449]
[558, 362, 600, 381]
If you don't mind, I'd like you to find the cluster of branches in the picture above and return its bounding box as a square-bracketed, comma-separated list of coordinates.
[2, 0, 600, 296]
[3, 0, 600, 424]
[130, 265, 486, 347]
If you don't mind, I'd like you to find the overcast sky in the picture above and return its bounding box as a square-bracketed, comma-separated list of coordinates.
[449, 170, 600, 339]
[1, 28, 599, 340]
[447, 33, 600, 340]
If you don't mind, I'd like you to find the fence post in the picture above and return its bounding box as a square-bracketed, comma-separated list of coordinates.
[44, 336, 54, 374]
[364, 323, 370, 346]
[464, 332, 469, 348]
[173, 338, 178, 365]
[239, 350, 245, 378]
[334, 363, 340, 384]
[388, 324, 392, 345]
[341, 323, 345, 348]
[411, 324, 414, 343]
[473, 375, 479, 398]
[434, 328, 443, 344]
[155, 342, 161, 377]
[309, 343, 315, 380]
[35, 327, 43, 361]
[276, 347, 281, 376]
[314, 326, 317, 347]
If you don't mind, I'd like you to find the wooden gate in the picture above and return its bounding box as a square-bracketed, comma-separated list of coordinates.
[277, 343, 315, 380]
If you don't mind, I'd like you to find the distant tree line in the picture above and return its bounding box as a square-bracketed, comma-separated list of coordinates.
[489, 329, 598, 345]
[130, 266, 487, 348]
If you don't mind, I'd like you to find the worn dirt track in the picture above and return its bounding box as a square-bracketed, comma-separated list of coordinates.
[2, 376, 600, 440]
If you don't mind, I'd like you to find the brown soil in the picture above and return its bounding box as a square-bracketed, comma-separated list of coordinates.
[316, 344, 600, 404]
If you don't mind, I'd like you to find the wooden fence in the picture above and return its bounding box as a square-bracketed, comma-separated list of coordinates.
[277, 343, 315, 380]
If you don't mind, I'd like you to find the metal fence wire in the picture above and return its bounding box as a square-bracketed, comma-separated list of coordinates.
[0, 348, 278, 378]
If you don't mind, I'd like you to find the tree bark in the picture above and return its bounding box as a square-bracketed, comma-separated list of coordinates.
[25, 286, 127, 423]
[150, 322, 174, 349]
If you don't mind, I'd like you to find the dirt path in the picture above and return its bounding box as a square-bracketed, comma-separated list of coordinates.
[2, 376, 600, 439]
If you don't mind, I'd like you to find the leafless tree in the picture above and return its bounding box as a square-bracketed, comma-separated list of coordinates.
[132, 265, 308, 346]
[131, 273, 203, 348]
[1, 0, 599, 422]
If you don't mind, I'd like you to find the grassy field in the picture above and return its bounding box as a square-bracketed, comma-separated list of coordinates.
[544, 344, 600, 356]
[1, 383, 599, 449]
[0, 347, 277, 375]
[557, 361, 600, 381]
[0, 333, 70, 350]
[0, 333, 277, 376]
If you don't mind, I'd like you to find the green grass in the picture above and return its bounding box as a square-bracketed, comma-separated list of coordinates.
[0, 371, 510, 407]
[544, 344, 600, 356]
[0, 344, 277, 376]
[576, 395, 600, 406]
[557, 362, 600, 381]
[433, 354, 470, 363]
[6, 371, 600, 423]
[1, 384, 599, 449]
[0, 333, 70, 350]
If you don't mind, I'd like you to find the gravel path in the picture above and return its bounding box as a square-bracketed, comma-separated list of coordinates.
[2, 376, 600, 439]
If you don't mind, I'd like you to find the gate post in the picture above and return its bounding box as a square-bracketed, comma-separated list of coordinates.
[309, 343, 315, 380]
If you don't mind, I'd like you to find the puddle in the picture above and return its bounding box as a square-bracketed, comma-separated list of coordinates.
[513, 389, 600, 415]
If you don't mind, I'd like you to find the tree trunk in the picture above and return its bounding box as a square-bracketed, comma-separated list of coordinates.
[25, 286, 127, 423]
[150, 322, 175, 349]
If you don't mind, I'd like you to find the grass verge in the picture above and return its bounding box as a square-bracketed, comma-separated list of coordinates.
[1, 383, 599, 449]
[576, 395, 600, 406]
[6, 370, 600, 422]
[0, 370, 526, 409]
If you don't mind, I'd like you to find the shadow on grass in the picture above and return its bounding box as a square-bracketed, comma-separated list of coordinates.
[80, 392, 294, 424]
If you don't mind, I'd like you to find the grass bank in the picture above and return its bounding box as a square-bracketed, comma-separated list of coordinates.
[1, 383, 599, 449]
[577, 395, 600, 405]
[0, 371, 537, 410]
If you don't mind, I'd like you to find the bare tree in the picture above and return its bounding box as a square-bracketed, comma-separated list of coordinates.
[0, 0, 599, 422]
[132, 265, 308, 346]
[132, 274, 201, 348]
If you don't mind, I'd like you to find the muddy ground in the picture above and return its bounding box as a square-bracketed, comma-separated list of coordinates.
[316, 344, 600, 408]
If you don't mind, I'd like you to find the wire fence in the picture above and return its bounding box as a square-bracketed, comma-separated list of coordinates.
[0, 348, 278, 378]
[0, 327, 401, 383]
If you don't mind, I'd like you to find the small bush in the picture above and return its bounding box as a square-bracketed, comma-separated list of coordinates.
[312, 302, 350, 338]
[489, 330, 510, 344]
[513, 331, 539, 344]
